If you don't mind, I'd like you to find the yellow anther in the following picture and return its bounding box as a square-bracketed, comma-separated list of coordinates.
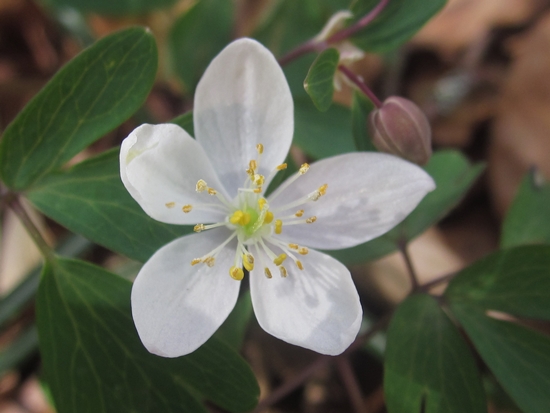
[296, 260, 304, 270]
[253, 174, 265, 186]
[264, 268, 272, 279]
[280, 266, 288, 278]
[256, 143, 264, 154]
[196, 179, 208, 192]
[165, 202, 176, 208]
[191, 258, 201, 266]
[264, 211, 274, 224]
[249, 160, 257, 172]
[182, 205, 192, 213]
[298, 247, 309, 255]
[204, 257, 216, 267]
[273, 253, 287, 266]
[299, 163, 310, 175]
[319, 183, 328, 196]
[243, 254, 254, 271]
[194, 224, 205, 232]
[230, 210, 251, 226]
[276, 163, 287, 171]
[253, 187, 262, 193]
[258, 198, 267, 210]
[229, 266, 244, 281]
[306, 216, 317, 224]
[288, 243, 299, 250]
[295, 209, 304, 217]
[207, 188, 217, 195]
[275, 219, 283, 234]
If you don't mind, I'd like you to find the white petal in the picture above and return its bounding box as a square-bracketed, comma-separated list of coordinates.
[121, 123, 229, 225]
[131, 230, 240, 357]
[250, 246, 362, 355]
[194, 38, 293, 195]
[269, 152, 436, 249]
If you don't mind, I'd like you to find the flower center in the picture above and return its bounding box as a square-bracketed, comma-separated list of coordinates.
[165, 143, 328, 281]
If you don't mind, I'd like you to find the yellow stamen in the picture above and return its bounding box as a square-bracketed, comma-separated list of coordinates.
[276, 163, 287, 171]
[204, 257, 215, 267]
[191, 258, 201, 266]
[296, 260, 304, 270]
[253, 187, 262, 193]
[253, 174, 265, 186]
[295, 209, 304, 217]
[207, 188, 217, 195]
[182, 205, 192, 213]
[319, 183, 328, 196]
[264, 268, 272, 279]
[194, 224, 205, 232]
[273, 253, 287, 266]
[165, 202, 175, 208]
[299, 163, 310, 175]
[264, 211, 274, 224]
[243, 253, 255, 271]
[256, 143, 264, 154]
[229, 266, 244, 281]
[298, 247, 309, 255]
[288, 243, 299, 250]
[196, 179, 207, 192]
[275, 219, 283, 234]
[258, 198, 267, 210]
[306, 216, 317, 224]
[279, 266, 288, 278]
[230, 210, 251, 226]
[249, 159, 257, 172]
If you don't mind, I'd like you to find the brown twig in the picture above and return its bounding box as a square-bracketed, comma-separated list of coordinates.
[336, 356, 368, 413]
[338, 65, 383, 107]
[398, 240, 419, 292]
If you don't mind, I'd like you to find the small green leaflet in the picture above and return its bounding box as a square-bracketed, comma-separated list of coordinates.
[0, 27, 157, 190]
[37, 258, 259, 413]
[304, 48, 340, 111]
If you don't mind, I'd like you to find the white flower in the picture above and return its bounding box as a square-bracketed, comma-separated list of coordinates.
[120, 38, 435, 358]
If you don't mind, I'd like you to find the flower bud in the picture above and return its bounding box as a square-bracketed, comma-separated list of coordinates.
[368, 96, 432, 165]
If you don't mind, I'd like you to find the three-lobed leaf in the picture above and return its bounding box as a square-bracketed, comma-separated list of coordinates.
[0, 27, 157, 190]
[330, 150, 484, 264]
[350, 0, 448, 53]
[304, 48, 340, 111]
[37, 258, 259, 413]
[501, 170, 550, 248]
[384, 294, 486, 413]
[27, 149, 187, 263]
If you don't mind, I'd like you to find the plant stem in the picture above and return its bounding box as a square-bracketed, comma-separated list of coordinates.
[338, 65, 383, 108]
[419, 272, 457, 292]
[8, 195, 54, 262]
[398, 240, 419, 291]
[327, 0, 390, 44]
[252, 314, 391, 412]
[278, 0, 390, 66]
[336, 356, 368, 413]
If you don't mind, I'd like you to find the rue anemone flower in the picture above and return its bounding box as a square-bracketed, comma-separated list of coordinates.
[120, 38, 435, 357]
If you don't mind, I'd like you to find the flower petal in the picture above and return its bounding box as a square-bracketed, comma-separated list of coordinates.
[250, 246, 362, 355]
[268, 152, 436, 249]
[121, 123, 228, 225]
[194, 38, 293, 195]
[131, 230, 240, 357]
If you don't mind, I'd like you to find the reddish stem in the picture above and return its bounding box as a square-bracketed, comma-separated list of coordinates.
[338, 65, 383, 108]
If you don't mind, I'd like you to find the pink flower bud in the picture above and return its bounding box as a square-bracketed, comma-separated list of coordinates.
[368, 96, 432, 165]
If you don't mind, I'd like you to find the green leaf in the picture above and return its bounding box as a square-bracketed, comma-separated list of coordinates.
[216, 291, 253, 350]
[169, 0, 233, 93]
[384, 295, 486, 413]
[446, 245, 550, 323]
[170, 111, 194, 137]
[27, 149, 187, 262]
[42, 0, 178, 15]
[304, 48, 339, 111]
[350, 0, 448, 53]
[449, 305, 550, 413]
[37, 258, 259, 413]
[351, 90, 377, 151]
[0, 27, 157, 190]
[501, 170, 550, 248]
[330, 150, 484, 265]
[294, 97, 356, 159]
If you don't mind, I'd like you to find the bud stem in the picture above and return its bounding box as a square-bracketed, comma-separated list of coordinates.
[338, 65, 383, 108]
